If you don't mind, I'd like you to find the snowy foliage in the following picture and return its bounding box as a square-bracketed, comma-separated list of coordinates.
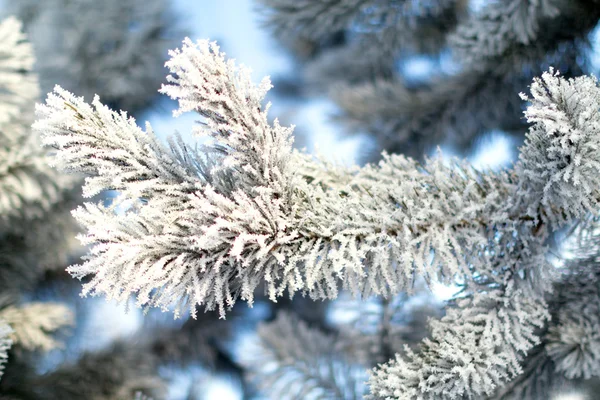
[0, 16, 79, 273]
[248, 311, 366, 399]
[517, 70, 600, 226]
[449, 0, 561, 66]
[5, 0, 180, 112]
[368, 254, 551, 399]
[0, 16, 80, 384]
[259, 0, 460, 41]
[261, 0, 600, 160]
[32, 25, 600, 398]
[0, 303, 73, 351]
[0, 17, 37, 125]
[0, 321, 12, 380]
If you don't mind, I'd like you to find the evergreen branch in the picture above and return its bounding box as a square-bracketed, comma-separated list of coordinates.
[516, 70, 600, 226]
[160, 38, 296, 193]
[248, 311, 366, 399]
[448, 0, 599, 69]
[0, 322, 12, 380]
[257, 0, 459, 41]
[35, 88, 202, 200]
[0, 303, 73, 352]
[6, 0, 182, 112]
[449, 0, 561, 66]
[368, 245, 551, 399]
[332, 69, 529, 159]
[0, 17, 37, 126]
[366, 70, 600, 398]
[34, 42, 600, 327]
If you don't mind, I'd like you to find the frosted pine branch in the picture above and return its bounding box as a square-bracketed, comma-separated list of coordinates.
[332, 70, 528, 159]
[516, 70, 600, 226]
[449, 0, 560, 66]
[160, 39, 296, 193]
[0, 321, 12, 380]
[35, 38, 600, 323]
[0, 303, 73, 351]
[368, 70, 600, 398]
[258, 0, 459, 40]
[0, 17, 81, 283]
[248, 311, 366, 399]
[0, 17, 37, 126]
[6, 0, 181, 112]
[36, 87, 202, 200]
[368, 244, 551, 399]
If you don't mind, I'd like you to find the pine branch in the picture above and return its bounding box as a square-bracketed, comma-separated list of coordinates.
[0, 322, 12, 381]
[248, 311, 366, 399]
[448, 0, 599, 69]
[258, 0, 460, 40]
[516, 70, 600, 226]
[0, 17, 37, 126]
[34, 36, 600, 327]
[368, 70, 600, 398]
[6, 0, 182, 112]
[332, 69, 530, 159]
[368, 244, 551, 399]
[0, 303, 73, 352]
[324, 0, 599, 160]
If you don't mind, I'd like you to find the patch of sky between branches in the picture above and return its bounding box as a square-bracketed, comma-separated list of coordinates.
[590, 24, 600, 73]
[162, 364, 243, 400]
[398, 49, 461, 87]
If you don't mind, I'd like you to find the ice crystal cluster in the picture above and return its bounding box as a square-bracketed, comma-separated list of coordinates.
[31, 14, 600, 394]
